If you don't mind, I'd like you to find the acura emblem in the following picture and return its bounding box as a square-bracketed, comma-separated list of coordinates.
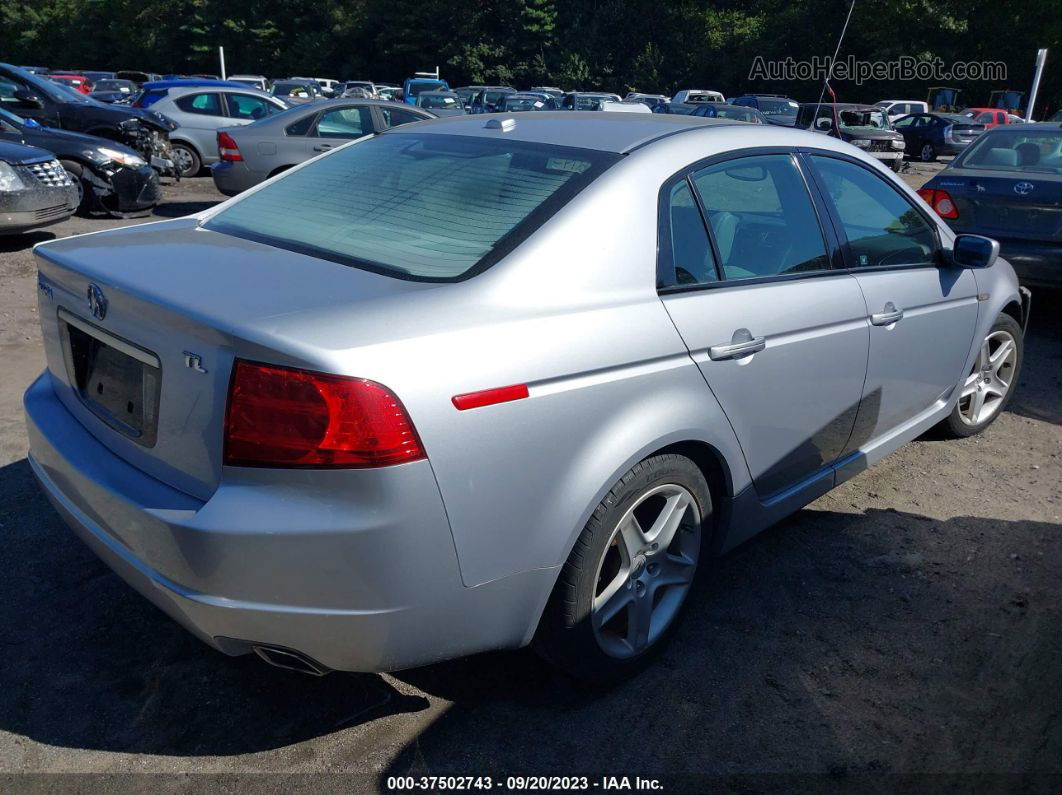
[1014, 181, 1034, 196]
[87, 283, 107, 321]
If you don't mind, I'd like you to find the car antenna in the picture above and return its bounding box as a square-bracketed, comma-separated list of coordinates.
[812, 0, 857, 132]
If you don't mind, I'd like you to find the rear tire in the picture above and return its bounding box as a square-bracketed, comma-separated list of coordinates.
[533, 454, 711, 684]
[937, 313, 1023, 438]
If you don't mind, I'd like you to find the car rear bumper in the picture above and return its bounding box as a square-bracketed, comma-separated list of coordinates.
[210, 161, 262, 196]
[24, 371, 554, 672]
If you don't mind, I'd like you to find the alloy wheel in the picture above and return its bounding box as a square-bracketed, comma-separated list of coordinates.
[591, 484, 701, 659]
[921, 143, 935, 162]
[958, 330, 1017, 425]
[172, 146, 197, 177]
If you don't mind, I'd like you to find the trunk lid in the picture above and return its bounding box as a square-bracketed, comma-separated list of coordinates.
[34, 217, 434, 499]
[934, 169, 1062, 242]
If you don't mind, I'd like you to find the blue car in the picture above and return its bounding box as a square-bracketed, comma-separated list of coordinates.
[133, 79, 254, 108]
[402, 78, 450, 106]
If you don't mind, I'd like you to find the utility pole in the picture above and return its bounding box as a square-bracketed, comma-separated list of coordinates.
[1026, 48, 1047, 121]
[219, 46, 227, 80]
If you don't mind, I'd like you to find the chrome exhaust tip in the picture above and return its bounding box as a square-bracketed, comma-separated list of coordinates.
[252, 644, 331, 676]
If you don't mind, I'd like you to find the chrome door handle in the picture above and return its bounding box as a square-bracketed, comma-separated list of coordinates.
[313, 144, 333, 152]
[708, 335, 766, 361]
[870, 302, 904, 326]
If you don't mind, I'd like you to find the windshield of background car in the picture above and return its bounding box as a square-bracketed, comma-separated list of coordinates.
[505, 96, 546, 111]
[420, 94, 461, 109]
[757, 99, 798, 117]
[205, 133, 619, 281]
[837, 108, 890, 131]
[955, 129, 1062, 173]
[95, 80, 134, 93]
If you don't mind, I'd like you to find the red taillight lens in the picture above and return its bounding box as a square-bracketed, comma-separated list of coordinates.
[217, 131, 243, 162]
[917, 188, 959, 220]
[223, 360, 425, 468]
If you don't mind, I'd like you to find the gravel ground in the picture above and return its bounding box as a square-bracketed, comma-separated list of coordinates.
[0, 163, 1059, 792]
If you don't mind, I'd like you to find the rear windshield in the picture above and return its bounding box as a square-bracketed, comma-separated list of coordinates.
[956, 130, 1062, 173]
[204, 133, 619, 281]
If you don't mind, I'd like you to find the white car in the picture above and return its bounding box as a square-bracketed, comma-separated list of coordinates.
[600, 101, 652, 114]
[875, 100, 929, 121]
[672, 89, 726, 104]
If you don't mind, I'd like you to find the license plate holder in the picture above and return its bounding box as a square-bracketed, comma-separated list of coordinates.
[58, 309, 161, 447]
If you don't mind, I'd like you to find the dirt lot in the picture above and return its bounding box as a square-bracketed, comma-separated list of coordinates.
[0, 163, 1059, 791]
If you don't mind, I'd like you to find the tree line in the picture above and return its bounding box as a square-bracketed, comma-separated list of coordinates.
[2, 0, 1060, 115]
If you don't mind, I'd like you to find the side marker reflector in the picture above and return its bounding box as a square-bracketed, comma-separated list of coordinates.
[452, 384, 529, 411]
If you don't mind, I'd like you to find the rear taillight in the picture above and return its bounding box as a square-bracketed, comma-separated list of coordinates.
[223, 360, 425, 468]
[917, 188, 959, 220]
[217, 131, 243, 162]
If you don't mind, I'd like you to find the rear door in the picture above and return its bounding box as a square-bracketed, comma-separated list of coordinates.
[658, 152, 870, 498]
[302, 104, 376, 158]
[804, 152, 978, 452]
[171, 92, 226, 158]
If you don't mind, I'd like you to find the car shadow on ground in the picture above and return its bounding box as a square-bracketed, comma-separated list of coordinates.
[1, 444, 1059, 769]
[1008, 288, 1062, 427]
[0, 230, 55, 253]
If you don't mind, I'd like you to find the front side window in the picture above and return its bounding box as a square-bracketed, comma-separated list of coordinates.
[204, 133, 618, 281]
[810, 155, 938, 268]
[175, 92, 222, 116]
[314, 106, 372, 138]
[225, 93, 274, 120]
[658, 180, 718, 288]
[691, 154, 830, 280]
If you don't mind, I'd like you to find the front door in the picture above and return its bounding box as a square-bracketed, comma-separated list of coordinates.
[804, 153, 978, 450]
[658, 152, 870, 497]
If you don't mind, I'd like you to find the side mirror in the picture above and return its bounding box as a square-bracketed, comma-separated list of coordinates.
[951, 234, 999, 269]
[14, 88, 43, 109]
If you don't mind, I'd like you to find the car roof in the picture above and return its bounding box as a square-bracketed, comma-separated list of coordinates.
[382, 111, 744, 153]
[163, 85, 276, 98]
[143, 79, 251, 90]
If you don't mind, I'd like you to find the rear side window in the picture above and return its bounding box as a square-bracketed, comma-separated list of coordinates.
[204, 133, 618, 281]
[286, 114, 315, 136]
[379, 107, 424, 128]
[314, 106, 373, 138]
[658, 181, 718, 288]
[810, 155, 938, 268]
[691, 154, 829, 280]
[175, 93, 222, 115]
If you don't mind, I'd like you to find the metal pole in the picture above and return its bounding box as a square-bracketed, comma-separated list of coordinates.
[219, 46, 227, 80]
[1026, 48, 1047, 121]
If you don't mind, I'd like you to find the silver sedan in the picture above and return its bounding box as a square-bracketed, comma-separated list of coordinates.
[211, 99, 435, 195]
[148, 86, 289, 177]
[26, 114, 1027, 683]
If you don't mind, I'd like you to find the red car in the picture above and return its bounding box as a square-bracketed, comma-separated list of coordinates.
[47, 74, 93, 95]
[961, 108, 1015, 129]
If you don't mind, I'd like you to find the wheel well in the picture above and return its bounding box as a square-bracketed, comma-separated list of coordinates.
[268, 164, 294, 178]
[171, 138, 201, 157]
[1001, 300, 1023, 328]
[653, 440, 733, 549]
